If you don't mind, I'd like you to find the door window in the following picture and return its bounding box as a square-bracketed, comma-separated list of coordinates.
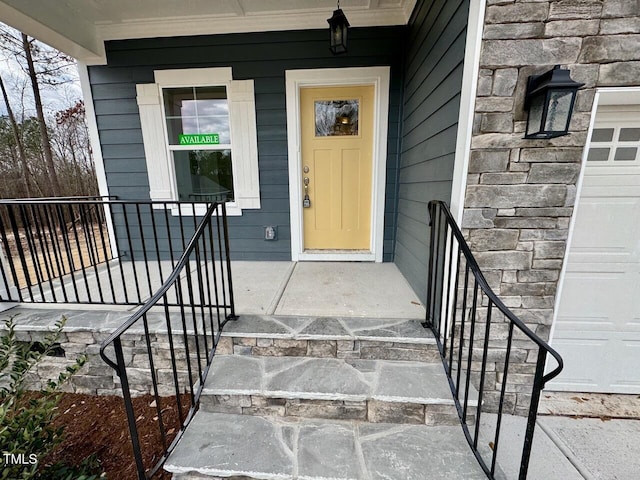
[314, 99, 359, 136]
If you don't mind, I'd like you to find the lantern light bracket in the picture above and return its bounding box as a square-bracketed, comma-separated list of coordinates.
[524, 65, 584, 111]
[328, 0, 350, 55]
[523, 65, 584, 140]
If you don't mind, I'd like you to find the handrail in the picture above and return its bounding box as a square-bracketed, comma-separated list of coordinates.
[425, 200, 563, 480]
[0, 198, 231, 306]
[100, 201, 224, 366]
[100, 201, 236, 479]
[0, 195, 117, 202]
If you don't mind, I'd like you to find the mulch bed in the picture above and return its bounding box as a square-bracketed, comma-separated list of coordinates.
[42, 392, 191, 480]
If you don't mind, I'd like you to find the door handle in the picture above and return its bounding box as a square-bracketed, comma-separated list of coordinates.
[303, 177, 311, 208]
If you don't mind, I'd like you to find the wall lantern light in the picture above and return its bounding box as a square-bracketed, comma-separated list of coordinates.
[524, 65, 584, 139]
[328, 1, 350, 55]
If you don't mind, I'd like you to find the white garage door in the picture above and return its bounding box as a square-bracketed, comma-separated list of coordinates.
[550, 107, 640, 393]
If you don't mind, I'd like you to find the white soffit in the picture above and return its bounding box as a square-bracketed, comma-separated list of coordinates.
[0, 0, 417, 64]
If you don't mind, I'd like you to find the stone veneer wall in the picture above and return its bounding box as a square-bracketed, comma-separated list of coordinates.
[20, 328, 194, 397]
[461, 0, 640, 410]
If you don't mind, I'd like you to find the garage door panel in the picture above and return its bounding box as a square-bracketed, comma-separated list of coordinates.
[611, 340, 640, 392]
[551, 335, 640, 393]
[570, 198, 640, 256]
[550, 339, 607, 391]
[556, 270, 634, 322]
[551, 113, 640, 394]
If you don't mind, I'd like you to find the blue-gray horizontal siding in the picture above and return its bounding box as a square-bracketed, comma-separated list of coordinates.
[395, 0, 469, 302]
[90, 28, 405, 261]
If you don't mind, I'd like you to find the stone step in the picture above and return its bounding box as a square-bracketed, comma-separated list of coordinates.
[201, 355, 477, 426]
[217, 315, 439, 362]
[164, 412, 487, 480]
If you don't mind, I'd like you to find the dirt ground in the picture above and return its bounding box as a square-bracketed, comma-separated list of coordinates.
[43, 392, 191, 480]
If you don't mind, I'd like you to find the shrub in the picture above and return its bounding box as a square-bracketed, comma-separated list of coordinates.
[0, 316, 103, 479]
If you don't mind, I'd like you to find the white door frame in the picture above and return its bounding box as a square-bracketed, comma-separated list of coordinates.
[285, 67, 390, 262]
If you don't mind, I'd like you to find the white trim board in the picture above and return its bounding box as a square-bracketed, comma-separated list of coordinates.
[285, 67, 391, 263]
[450, 0, 486, 223]
[77, 61, 118, 258]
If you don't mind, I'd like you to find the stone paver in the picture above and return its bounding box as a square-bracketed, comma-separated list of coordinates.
[223, 315, 434, 345]
[165, 412, 487, 480]
[165, 413, 294, 479]
[359, 423, 487, 480]
[204, 355, 464, 405]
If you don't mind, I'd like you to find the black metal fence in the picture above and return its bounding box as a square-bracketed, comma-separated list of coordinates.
[425, 200, 563, 480]
[0, 198, 232, 308]
[100, 201, 236, 479]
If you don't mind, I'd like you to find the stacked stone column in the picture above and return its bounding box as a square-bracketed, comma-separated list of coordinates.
[462, 0, 640, 411]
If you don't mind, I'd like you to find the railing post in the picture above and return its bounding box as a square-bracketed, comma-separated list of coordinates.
[519, 348, 548, 480]
[0, 212, 21, 303]
[0, 241, 18, 305]
[424, 201, 436, 329]
[113, 337, 147, 480]
[221, 203, 237, 321]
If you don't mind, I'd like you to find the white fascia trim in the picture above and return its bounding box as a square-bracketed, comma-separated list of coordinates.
[77, 61, 118, 257]
[450, 0, 486, 223]
[95, 9, 410, 43]
[285, 67, 390, 263]
[549, 86, 640, 351]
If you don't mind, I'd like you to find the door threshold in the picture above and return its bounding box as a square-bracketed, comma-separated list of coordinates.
[298, 251, 375, 262]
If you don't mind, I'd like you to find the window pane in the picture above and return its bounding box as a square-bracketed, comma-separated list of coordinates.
[526, 95, 544, 137]
[591, 128, 614, 142]
[619, 128, 640, 142]
[315, 99, 359, 136]
[173, 150, 234, 202]
[587, 147, 610, 161]
[164, 86, 230, 144]
[544, 90, 573, 132]
[614, 147, 637, 161]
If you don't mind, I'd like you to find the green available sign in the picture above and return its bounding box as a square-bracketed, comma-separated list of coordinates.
[179, 133, 220, 145]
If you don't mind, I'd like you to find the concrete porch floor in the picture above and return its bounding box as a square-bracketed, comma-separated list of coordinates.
[232, 261, 425, 318]
[3, 260, 426, 320]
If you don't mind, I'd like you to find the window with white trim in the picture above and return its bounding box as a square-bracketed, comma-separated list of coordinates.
[136, 67, 260, 215]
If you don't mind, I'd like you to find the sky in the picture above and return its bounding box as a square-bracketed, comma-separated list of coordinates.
[0, 22, 83, 119]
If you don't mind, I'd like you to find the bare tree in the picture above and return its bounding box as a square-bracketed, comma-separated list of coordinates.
[0, 73, 32, 196]
[0, 25, 76, 197]
[21, 33, 61, 195]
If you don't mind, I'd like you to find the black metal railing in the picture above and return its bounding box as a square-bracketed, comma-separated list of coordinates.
[0, 198, 232, 308]
[425, 200, 563, 480]
[100, 201, 236, 480]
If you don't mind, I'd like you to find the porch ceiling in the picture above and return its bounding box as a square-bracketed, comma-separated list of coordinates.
[0, 0, 417, 64]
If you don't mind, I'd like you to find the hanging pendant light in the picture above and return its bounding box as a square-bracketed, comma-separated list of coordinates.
[328, 0, 350, 55]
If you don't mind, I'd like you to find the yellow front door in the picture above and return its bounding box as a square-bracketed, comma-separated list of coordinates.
[300, 85, 374, 250]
